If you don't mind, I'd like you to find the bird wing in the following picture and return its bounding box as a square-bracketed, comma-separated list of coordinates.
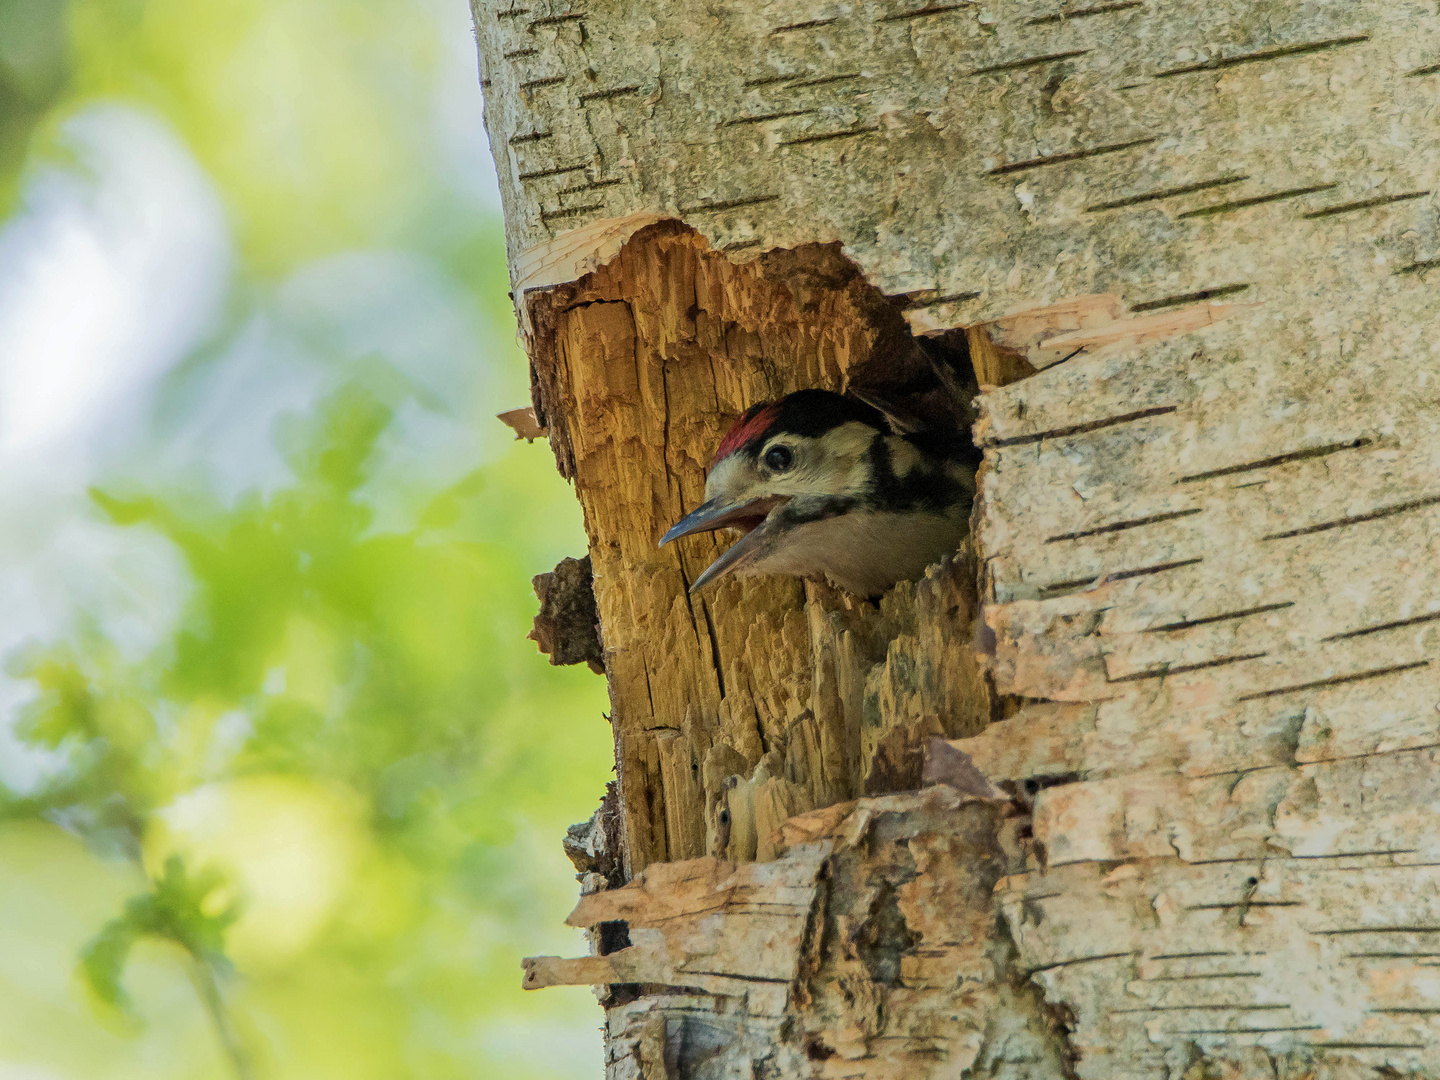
[844, 388, 929, 435]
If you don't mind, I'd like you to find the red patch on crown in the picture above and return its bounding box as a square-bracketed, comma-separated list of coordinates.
[712, 401, 782, 465]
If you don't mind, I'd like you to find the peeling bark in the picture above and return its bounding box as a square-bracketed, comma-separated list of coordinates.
[531, 554, 605, 673]
[529, 787, 1076, 1080]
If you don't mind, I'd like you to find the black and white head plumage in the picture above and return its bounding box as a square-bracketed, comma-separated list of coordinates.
[660, 389, 976, 597]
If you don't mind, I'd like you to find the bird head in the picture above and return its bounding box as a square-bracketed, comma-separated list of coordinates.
[659, 390, 897, 591]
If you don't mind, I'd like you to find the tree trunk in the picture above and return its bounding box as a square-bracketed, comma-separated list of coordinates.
[474, 1, 1440, 1076]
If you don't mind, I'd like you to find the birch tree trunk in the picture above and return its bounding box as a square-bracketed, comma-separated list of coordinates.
[473, 1, 1440, 1076]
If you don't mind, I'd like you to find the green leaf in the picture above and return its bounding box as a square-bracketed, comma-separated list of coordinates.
[80, 854, 238, 1015]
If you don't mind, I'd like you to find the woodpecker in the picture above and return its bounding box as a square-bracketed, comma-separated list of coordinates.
[660, 389, 977, 598]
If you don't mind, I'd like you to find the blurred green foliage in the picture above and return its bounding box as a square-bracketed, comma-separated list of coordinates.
[81, 855, 237, 1016]
[0, 0, 69, 212]
[0, 0, 612, 1078]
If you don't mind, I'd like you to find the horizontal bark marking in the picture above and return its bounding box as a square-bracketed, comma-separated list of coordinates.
[876, 3, 968, 22]
[518, 75, 566, 91]
[1154, 34, 1371, 78]
[1315, 741, 1440, 767]
[1028, 951, 1131, 974]
[723, 109, 816, 126]
[1110, 1004, 1292, 1013]
[1026, 1, 1144, 25]
[779, 124, 881, 146]
[517, 162, 588, 181]
[987, 136, 1158, 176]
[1314, 925, 1440, 935]
[1178, 437, 1371, 482]
[1150, 952, 1235, 961]
[1144, 972, 1263, 980]
[1185, 901, 1302, 911]
[681, 969, 792, 984]
[1323, 609, 1440, 641]
[787, 72, 862, 87]
[509, 130, 553, 144]
[1039, 557, 1201, 597]
[1315, 1041, 1427, 1050]
[495, 6, 528, 17]
[1174, 1025, 1323, 1035]
[1179, 183, 1339, 219]
[1130, 283, 1251, 312]
[504, 47, 538, 59]
[527, 11, 585, 27]
[969, 49, 1091, 76]
[897, 290, 982, 309]
[1046, 507, 1202, 542]
[1290, 849, 1418, 860]
[1407, 62, 1440, 77]
[542, 203, 605, 222]
[1234, 660, 1430, 702]
[577, 85, 641, 103]
[1304, 190, 1430, 219]
[727, 903, 813, 915]
[1086, 174, 1248, 211]
[769, 17, 836, 33]
[1107, 651, 1267, 683]
[1186, 765, 1288, 783]
[557, 178, 624, 195]
[991, 404, 1178, 447]
[1372, 1007, 1440, 1014]
[1262, 493, 1440, 540]
[1144, 602, 1294, 632]
[678, 194, 780, 213]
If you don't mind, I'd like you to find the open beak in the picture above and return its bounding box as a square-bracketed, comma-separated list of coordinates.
[659, 495, 786, 592]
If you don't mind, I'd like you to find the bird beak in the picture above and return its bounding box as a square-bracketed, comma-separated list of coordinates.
[659, 495, 786, 592]
[659, 495, 783, 546]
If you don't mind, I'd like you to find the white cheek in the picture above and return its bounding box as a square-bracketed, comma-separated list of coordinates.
[702, 460, 737, 504]
[705, 455, 753, 501]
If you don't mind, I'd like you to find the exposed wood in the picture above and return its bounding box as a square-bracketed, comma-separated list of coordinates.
[474, 0, 1440, 1076]
[522, 225, 992, 876]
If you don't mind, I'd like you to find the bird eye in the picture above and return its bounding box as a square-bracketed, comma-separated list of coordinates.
[763, 444, 793, 472]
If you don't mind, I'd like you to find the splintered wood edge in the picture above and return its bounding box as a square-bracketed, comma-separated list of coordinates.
[1033, 300, 1261, 357]
[511, 211, 670, 335]
[919, 293, 1261, 375]
[522, 950, 662, 990]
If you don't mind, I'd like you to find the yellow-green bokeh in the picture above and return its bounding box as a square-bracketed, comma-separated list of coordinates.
[0, 1, 611, 1078]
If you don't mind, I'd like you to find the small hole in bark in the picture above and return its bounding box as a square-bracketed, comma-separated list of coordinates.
[718, 808, 731, 826]
[598, 919, 632, 955]
[1013, 772, 1080, 799]
[1246, 876, 1259, 887]
[805, 1038, 836, 1061]
[855, 880, 919, 986]
[603, 983, 641, 1006]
